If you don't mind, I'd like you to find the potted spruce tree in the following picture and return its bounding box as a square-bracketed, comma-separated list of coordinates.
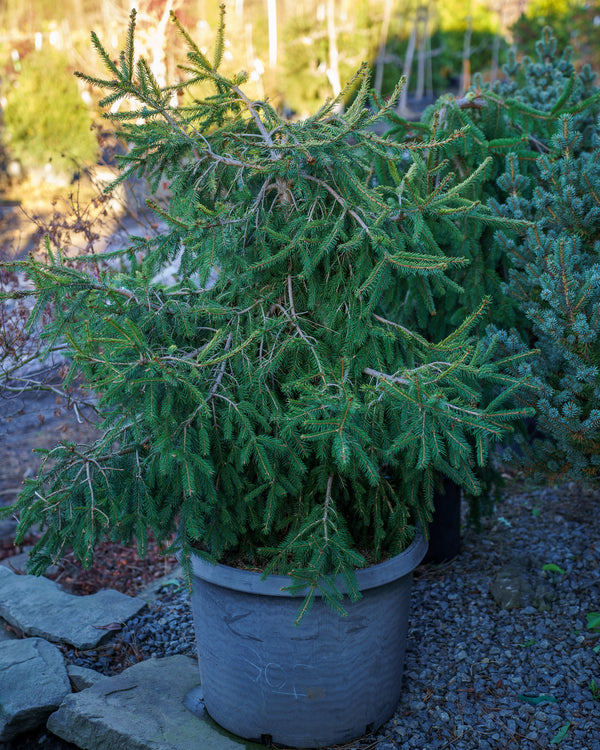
[0, 10, 531, 747]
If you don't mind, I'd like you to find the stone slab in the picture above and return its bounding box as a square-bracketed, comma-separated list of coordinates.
[0, 637, 71, 742]
[48, 655, 264, 750]
[0, 566, 146, 649]
[0, 549, 59, 576]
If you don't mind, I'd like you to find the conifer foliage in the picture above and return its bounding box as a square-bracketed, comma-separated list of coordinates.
[392, 28, 600, 340]
[489, 32, 600, 483]
[398, 28, 600, 487]
[1, 8, 529, 616]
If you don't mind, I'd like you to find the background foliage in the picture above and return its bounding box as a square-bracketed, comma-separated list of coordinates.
[2, 50, 98, 172]
[1, 0, 590, 179]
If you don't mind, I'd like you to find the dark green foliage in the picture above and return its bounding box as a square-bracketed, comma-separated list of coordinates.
[2, 50, 98, 172]
[0, 9, 530, 619]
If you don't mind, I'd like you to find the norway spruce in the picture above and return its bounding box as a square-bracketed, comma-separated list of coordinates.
[1, 9, 529, 616]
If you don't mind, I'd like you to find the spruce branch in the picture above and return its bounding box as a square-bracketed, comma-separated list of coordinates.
[363, 367, 410, 386]
[303, 175, 370, 233]
[323, 475, 334, 543]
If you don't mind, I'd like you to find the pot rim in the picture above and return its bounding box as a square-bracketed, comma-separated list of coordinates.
[189, 529, 428, 598]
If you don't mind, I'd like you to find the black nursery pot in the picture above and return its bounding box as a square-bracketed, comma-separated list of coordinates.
[423, 477, 462, 564]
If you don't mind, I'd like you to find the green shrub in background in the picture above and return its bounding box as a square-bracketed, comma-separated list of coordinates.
[509, 0, 600, 69]
[2, 50, 98, 174]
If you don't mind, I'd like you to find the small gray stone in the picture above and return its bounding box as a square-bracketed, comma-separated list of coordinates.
[0, 566, 146, 649]
[0, 637, 71, 741]
[490, 564, 531, 610]
[531, 583, 557, 611]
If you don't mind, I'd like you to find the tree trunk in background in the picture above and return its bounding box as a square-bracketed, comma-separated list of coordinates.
[397, 15, 417, 115]
[490, 2, 504, 84]
[326, 0, 342, 100]
[150, 0, 174, 87]
[460, 15, 473, 93]
[245, 21, 265, 99]
[415, 4, 428, 102]
[425, 14, 434, 98]
[268, 0, 277, 68]
[374, 0, 393, 96]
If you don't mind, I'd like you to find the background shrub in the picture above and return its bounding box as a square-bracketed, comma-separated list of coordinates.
[2, 50, 98, 173]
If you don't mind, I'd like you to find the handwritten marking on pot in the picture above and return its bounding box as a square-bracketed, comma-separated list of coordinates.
[242, 648, 321, 700]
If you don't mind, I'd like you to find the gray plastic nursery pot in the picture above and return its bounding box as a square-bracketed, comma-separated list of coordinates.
[189, 531, 428, 748]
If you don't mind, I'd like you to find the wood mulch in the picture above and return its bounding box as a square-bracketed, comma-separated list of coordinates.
[0, 532, 179, 596]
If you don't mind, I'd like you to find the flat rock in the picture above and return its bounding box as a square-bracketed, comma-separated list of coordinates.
[0, 549, 59, 576]
[0, 566, 146, 649]
[0, 637, 71, 742]
[48, 655, 263, 750]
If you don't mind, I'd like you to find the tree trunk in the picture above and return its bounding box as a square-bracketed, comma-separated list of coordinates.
[460, 15, 473, 94]
[425, 17, 434, 98]
[245, 21, 265, 99]
[490, 3, 504, 84]
[374, 0, 394, 96]
[397, 16, 417, 115]
[267, 0, 277, 68]
[326, 0, 342, 100]
[415, 5, 428, 102]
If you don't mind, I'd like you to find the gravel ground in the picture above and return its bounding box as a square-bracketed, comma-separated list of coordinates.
[382, 483, 600, 750]
[61, 480, 600, 750]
